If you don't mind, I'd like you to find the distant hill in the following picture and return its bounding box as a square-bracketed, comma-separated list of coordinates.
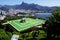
[0, 2, 58, 12]
[0, 6, 9, 11]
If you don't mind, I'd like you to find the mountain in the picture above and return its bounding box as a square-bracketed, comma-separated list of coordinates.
[0, 6, 9, 11]
[0, 2, 58, 12]
[15, 2, 57, 12]
[0, 5, 2, 7]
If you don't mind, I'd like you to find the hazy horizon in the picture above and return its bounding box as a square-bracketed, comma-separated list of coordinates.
[0, 0, 60, 7]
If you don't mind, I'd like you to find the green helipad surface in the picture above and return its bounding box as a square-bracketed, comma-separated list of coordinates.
[8, 18, 45, 31]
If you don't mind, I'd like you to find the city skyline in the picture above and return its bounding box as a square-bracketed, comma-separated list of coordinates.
[0, 0, 60, 7]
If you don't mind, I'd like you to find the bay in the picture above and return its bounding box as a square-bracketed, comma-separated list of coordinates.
[35, 13, 52, 20]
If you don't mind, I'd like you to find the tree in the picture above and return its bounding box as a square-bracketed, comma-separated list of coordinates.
[0, 29, 12, 40]
[52, 7, 60, 21]
[43, 7, 60, 39]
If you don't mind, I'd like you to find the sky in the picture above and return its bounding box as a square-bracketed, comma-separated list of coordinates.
[0, 0, 60, 7]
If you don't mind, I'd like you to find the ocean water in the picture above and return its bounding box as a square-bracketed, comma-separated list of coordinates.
[35, 13, 52, 20]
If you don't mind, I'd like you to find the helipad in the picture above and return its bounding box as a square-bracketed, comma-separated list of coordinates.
[8, 18, 45, 31]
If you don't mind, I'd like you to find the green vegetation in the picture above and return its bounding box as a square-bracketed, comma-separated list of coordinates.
[0, 28, 46, 40]
[42, 7, 60, 39]
[0, 28, 12, 40]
